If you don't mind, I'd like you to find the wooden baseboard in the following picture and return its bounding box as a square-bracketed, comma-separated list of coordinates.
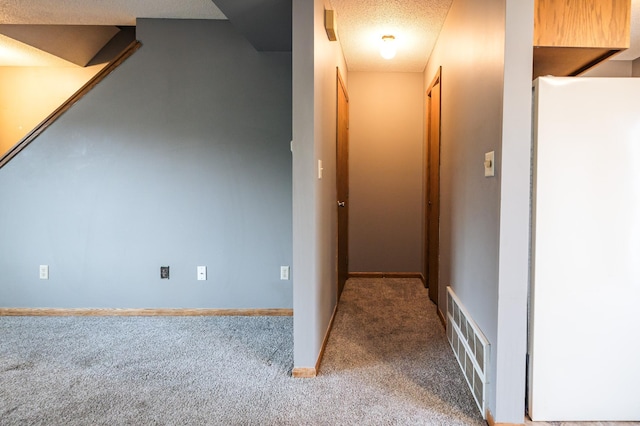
[315, 303, 338, 374]
[486, 408, 524, 426]
[487, 407, 495, 425]
[291, 367, 316, 378]
[292, 301, 339, 379]
[437, 307, 446, 328]
[349, 272, 425, 280]
[0, 308, 293, 317]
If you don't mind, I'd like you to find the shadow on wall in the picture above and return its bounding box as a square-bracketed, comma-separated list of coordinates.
[0, 27, 136, 158]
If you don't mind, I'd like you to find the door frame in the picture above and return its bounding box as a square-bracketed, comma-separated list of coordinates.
[425, 67, 442, 314]
[336, 68, 349, 299]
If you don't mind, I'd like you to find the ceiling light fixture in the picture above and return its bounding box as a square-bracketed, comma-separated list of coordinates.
[380, 35, 396, 60]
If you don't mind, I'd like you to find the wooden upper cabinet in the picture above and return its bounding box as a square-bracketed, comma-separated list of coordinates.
[533, 0, 631, 79]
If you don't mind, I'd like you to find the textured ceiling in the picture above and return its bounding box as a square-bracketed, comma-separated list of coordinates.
[0, 0, 226, 66]
[0, 25, 119, 66]
[0, 0, 226, 25]
[2, 0, 640, 70]
[328, 0, 640, 71]
[0, 33, 75, 66]
[328, 0, 453, 72]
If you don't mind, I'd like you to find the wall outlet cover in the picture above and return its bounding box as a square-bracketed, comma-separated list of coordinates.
[160, 266, 170, 279]
[197, 266, 207, 281]
[39, 265, 49, 280]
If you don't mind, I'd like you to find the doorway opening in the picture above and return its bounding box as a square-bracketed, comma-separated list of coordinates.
[336, 68, 349, 300]
[425, 67, 442, 317]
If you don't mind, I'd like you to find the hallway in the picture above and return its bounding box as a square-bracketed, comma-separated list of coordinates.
[318, 277, 484, 424]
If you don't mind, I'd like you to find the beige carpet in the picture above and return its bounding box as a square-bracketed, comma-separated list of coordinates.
[0, 278, 484, 425]
[318, 277, 484, 424]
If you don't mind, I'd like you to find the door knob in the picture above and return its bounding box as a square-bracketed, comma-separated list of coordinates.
[337, 201, 345, 207]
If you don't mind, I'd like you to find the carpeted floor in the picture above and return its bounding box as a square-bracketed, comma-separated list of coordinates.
[0, 278, 485, 425]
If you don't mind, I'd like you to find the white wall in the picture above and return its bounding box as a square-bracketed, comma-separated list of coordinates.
[347, 72, 424, 274]
[495, 0, 534, 421]
[292, 0, 348, 371]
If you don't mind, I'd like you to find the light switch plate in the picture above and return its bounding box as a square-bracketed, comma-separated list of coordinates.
[280, 266, 290, 280]
[484, 151, 495, 177]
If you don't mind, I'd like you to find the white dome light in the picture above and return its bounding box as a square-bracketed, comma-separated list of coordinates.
[380, 35, 396, 60]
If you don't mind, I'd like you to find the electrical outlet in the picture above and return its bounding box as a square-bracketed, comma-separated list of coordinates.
[160, 266, 170, 279]
[280, 266, 290, 280]
[197, 266, 207, 281]
[39, 265, 49, 280]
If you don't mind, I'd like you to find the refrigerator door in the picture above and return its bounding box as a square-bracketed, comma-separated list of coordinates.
[529, 77, 640, 421]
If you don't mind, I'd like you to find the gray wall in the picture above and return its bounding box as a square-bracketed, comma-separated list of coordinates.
[581, 60, 633, 77]
[292, 0, 348, 370]
[424, 0, 505, 351]
[424, 0, 533, 422]
[0, 19, 293, 309]
[348, 72, 424, 274]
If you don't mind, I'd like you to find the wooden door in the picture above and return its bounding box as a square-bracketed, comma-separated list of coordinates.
[426, 68, 441, 306]
[336, 69, 349, 299]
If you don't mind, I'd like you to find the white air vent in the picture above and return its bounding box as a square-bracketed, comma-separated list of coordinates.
[446, 286, 490, 418]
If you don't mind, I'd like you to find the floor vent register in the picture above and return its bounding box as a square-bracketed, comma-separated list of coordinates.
[446, 286, 490, 418]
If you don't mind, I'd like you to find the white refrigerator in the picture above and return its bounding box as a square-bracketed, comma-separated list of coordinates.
[528, 77, 640, 421]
